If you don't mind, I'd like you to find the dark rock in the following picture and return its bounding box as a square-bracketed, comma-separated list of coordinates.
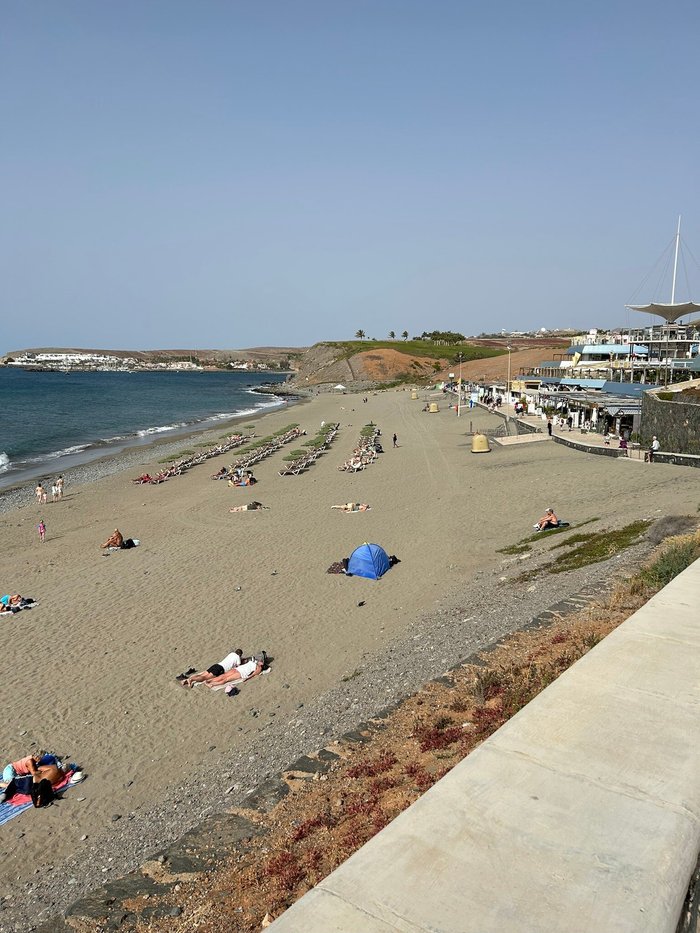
[163, 813, 267, 874]
[66, 877, 173, 920]
[239, 777, 289, 812]
[284, 755, 330, 775]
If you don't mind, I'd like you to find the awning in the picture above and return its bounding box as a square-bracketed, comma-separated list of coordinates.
[627, 301, 700, 324]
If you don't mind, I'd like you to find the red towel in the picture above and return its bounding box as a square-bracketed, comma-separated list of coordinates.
[9, 769, 75, 807]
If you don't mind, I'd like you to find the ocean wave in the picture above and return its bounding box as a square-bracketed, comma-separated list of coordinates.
[12, 444, 92, 468]
[136, 423, 187, 437]
[0, 452, 9, 473]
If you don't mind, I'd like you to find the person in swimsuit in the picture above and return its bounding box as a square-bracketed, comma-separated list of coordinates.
[534, 508, 559, 531]
[0, 594, 27, 613]
[331, 503, 371, 512]
[229, 502, 268, 512]
[179, 649, 245, 688]
[204, 653, 266, 690]
[101, 529, 124, 549]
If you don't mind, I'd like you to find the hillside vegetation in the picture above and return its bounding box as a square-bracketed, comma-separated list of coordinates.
[291, 336, 573, 387]
[324, 339, 505, 365]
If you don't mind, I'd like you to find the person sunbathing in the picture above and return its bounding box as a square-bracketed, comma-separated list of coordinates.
[331, 503, 371, 512]
[0, 755, 83, 805]
[179, 648, 246, 688]
[101, 529, 124, 549]
[228, 473, 256, 487]
[0, 594, 25, 613]
[534, 508, 559, 531]
[230, 502, 268, 512]
[132, 474, 153, 484]
[211, 467, 229, 479]
[205, 653, 267, 689]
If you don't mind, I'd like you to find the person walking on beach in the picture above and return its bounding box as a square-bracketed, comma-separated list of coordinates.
[37, 520, 46, 543]
[56, 475, 64, 500]
[35, 482, 47, 505]
[51, 481, 59, 502]
[392, 433, 398, 448]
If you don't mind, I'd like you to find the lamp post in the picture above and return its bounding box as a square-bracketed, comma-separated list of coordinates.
[457, 352, 464, 417]
[506, 345, 512, 401]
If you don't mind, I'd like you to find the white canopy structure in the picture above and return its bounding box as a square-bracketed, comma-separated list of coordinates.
[334, 384, 346, 390]
[626, 301, 700, 324]
[627, 217, 699, 323]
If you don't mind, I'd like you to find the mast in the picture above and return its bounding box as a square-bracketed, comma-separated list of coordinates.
[671, 215, 681, 304]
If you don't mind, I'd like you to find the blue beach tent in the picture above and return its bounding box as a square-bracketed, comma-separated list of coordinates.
[347, 543, 391, 580]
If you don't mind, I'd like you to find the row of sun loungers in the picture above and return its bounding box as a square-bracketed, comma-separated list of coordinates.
[132, 433, 250, 485]
[338, 424, 383, 472]
[278, 423, 340, 476]
[226, 425, 306, 475]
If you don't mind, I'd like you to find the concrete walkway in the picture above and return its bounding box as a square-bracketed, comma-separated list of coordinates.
[270, 561, 700, 933]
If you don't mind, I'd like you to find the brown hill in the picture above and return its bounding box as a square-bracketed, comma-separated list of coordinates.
[292, 340, 568, 387]
[437, 346, 566, 384]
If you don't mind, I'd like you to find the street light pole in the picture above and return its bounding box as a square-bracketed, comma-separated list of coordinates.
[506, 346, 512, 401]
[457, 352, 463, 417]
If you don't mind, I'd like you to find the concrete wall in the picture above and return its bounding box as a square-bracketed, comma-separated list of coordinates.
[270, 560, 700, 933]
[552, 434, 624, 458]
[641, 393, 700, 454]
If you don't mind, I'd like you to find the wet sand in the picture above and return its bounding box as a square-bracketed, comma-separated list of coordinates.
[1, 388, 698, 924]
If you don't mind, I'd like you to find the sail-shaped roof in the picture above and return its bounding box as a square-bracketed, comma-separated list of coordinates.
[626, 301, 700, 324]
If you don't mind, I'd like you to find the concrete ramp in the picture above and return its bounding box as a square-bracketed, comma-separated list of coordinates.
[270, 561, 700, 933]
[491, 433, 550, 446]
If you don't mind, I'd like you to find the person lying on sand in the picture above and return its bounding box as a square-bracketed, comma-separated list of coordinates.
[211, 467, 229, 479]
[229, 471, 257, 487]
[178, 649, 246, 687]
[534, 508, 559, 531]
[101, 529, 124, 549]
[331, 503, 371, 512]
[0, 594, 34, 614]
[205, 653, 267, 690]
[0, 755, 84, 805]
[132, 474, 153, 484]
[230, 501, 269, 512]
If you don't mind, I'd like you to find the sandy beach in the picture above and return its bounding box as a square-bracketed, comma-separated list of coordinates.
[1, 388, 699, 928]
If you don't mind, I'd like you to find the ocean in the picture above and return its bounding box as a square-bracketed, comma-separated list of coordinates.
[0, 368, 288, 489]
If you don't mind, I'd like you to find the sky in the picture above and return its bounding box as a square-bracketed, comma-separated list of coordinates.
[3, 0, 700, 352]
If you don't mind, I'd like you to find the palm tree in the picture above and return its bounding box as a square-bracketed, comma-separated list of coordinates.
[355, 329, 366, 340]
[389, 330, 396, 339]
[402, 330, 409, 340]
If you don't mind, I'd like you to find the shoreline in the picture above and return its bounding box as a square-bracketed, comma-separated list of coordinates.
[2, 389, 700, 931]
[0, 393, 308, 513]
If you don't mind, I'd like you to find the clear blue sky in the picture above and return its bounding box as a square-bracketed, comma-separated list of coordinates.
[3, 0, 700, 352]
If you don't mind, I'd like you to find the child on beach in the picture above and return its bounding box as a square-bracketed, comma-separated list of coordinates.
[37, 520, 46, 543]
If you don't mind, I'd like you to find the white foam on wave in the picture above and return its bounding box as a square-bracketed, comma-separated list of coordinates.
[136, 423, 187, 437]
[0, 452, 9, 473]
[20, 444, 90, 465]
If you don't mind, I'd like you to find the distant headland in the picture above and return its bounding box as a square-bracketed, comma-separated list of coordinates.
[0, 347, 305, 374]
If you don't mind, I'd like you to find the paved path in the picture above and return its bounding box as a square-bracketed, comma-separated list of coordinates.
[270, 559, 700, 933]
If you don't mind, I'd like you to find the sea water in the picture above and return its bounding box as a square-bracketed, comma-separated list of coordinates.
[0, 368, 288, 489]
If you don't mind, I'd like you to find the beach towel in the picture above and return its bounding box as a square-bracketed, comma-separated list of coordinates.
[0, 769, 77, 826]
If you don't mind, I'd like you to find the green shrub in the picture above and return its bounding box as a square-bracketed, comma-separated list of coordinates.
[635, 536, 700, 590]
